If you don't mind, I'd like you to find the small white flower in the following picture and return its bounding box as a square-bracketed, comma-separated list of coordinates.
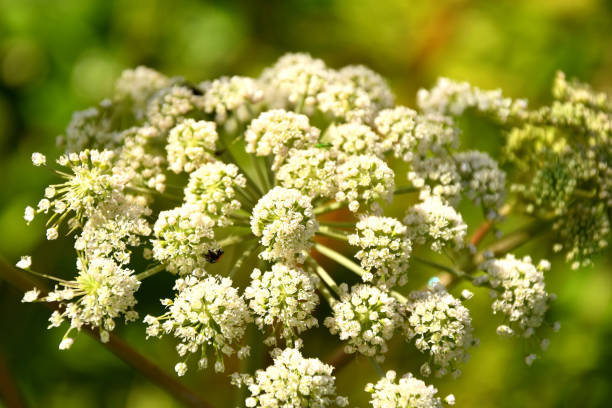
[22, 288, 40, 302]
[16, 256, 32, 269]
[24, 206, 35, 223]
[31, 152, 47, 166]
[46, 227, 59, 240]
[366, 370, 443, 408]
[59, 337, 74, 350]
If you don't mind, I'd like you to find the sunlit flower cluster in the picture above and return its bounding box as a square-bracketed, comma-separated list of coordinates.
[365, 370, 449, 408]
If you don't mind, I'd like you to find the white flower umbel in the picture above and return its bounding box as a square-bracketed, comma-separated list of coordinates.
[116, 125, 167, 193]
[245, 109, 320, 170]
[276, 148, 337, 199]
[200, 76, 263, 124]
[408, 157, 462, 206]
[166, 119, 218, 173]
[454, 150, 506, 213]
[43, 256, 140, 347]
[60, 101, 123, 154]
[404, 195, 467, 252]
[365, 370, 444, 408]
[184, 161, 247, 226]
[338, 65, 394, 114]
[115, 66, 169, 119]
[327, 122, 383, 159]
[75, 196, 152, 265]
[27, 149, 127, 234]
[146, 85, 204, 132]
[482, 254, 553, 338]
[245, 263, 319, 345]
[348, 216, 412, 288]
[414, 114, 460, 158]
[374, 106, 418, 156]
[417, 77, 528, 122]
[324, 283, 401, 362]
[259, 53, 331, 114]
[335, 154, 395, 213]
[233, 347, 348, 408]
[404, 285, 476, 378]
[250, 187, 318, 263]
[144, 275, 251, 375]
[151, 203, 218, 275]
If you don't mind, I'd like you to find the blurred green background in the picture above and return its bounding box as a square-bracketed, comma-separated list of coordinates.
[1, 0, 611, 407]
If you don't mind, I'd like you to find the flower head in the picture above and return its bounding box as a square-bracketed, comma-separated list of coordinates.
[365, 370, 444, 408]
[166, 119, 218, 173]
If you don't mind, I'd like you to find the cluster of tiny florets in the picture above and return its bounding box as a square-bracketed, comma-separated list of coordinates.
[365, 370, 449, 408]
[335, 154, 395, 213]
[277, 148, 337, 198]
[144, 275, 251, 376]
[199, 76, 263, 125]
[348, 216, 412, 288]
[324, 283, 402, 362]
[454, 150, 506, 214]
[151, 203, 218, 275]
[404, 285, 476, 378]
[250, 187, 318, 263]
[166, 119, 218, 173]
[404, 195, 467, 252]
[481, 254, 554, 339]
[233, 347, 348, 408]
[245, 263, 319, 345]
[327, 122, 383, 158]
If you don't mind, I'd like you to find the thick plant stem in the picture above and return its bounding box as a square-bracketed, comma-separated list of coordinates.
[0, 258, 213, 408]
[313, 243, 364, 278]
[317, 226, 349, 242]
[393, 186, 419, 195]
[136, 264, 166, 280]
[313, 201, 346, 216]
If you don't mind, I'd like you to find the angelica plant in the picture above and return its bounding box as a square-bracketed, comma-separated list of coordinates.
[11, 53, 612, 406]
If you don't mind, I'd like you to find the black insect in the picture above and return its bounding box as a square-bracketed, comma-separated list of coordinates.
[204, 249, 224, 264]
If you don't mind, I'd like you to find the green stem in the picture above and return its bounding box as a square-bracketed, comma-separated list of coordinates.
[313, 201, 346, 216]
[319, 221, 355, 229]
[313, 243, 364, 278]
[309, 258, 341, 297]
[228, 240, 259, 279]
[136, 264, 166, 280]
[217, 233, 255, 248]
[317, 226, 350, 242]
[368, 357, 385, 377]
[412, 256, 469, 280]
[393, 186, 419, 195]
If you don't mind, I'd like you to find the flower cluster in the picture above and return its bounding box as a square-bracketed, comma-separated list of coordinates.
[348, 216, 412, 288]
[324, 283, 402, 361]
[232, 347, 348, 408]
[144, 275, 251, 375]
[20, 53, 611, 405]
[365, 370, 450, 408]
[481, 254, 554, 339]
[250, 187, 318, 263]
[404, 285, 476, 378]
[245, 263, 319, 345]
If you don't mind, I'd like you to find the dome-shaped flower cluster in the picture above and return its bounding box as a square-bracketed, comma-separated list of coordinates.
[277, 148, 337, 198]
[245, 263, 319, 345]
[166, 119, 218, 173]
[404, 285, 476, 378]
[365, 370, 448, 408]
[233, 347, 348, 408]
[348, 216, 412, 288]
[324, 283, 402, 361]
[250, 187, 318, 263]
[144, 275, 251, 375]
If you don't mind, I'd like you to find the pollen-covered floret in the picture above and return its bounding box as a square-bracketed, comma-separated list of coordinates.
[417, 77, 528, 122]
[324, 283, 401, 362]
[245, 263, 319, 345]
[403, 195, 467, 252]
[166, 119, 218, 173]
[454, 150, 506, 213]
[404, 285, 476, 378]
[245, 109, 320, 170]
[327, 122, 383, 159]
[482, 254, 554, 338]
[151, 203, 218, 275]
[365, 370, 445, 408]
[232, 347, 348, 408]
[276, 148, 337, 198]
[184, 161, 247, 226]
[144, 275, 251, 375]
[250, 187, 318, 263]
[348, 216, 412, 288]
[36, 256, 140, 347]
[335, 154, 395, 213]
[200, 76, 263, 124]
